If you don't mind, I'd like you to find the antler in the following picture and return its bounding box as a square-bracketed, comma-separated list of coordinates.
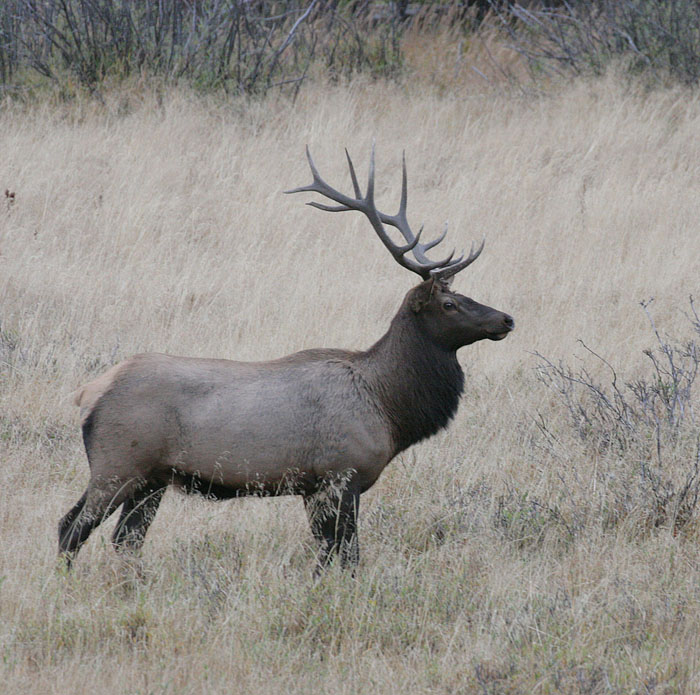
[285, 145, 484, 282]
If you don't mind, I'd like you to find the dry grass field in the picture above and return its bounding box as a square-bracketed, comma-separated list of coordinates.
[2, 68, 700, 693]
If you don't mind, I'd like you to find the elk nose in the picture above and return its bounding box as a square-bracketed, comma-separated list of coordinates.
[503, 314, 514, 330]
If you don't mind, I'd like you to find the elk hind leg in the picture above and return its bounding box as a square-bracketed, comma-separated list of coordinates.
[58, 491, 88, 562]
[112, 485, 166, 553]
[57, 479, 135, 567]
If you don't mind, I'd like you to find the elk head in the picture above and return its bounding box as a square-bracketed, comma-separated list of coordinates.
[286, 145, 514, 352]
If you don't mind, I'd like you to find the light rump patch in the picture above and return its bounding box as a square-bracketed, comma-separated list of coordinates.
[71, 360, 128, 425]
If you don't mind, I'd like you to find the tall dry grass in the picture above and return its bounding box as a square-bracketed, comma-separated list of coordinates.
[2, 72, 700, 693]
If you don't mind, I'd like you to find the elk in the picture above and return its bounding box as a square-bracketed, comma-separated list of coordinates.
[58, 147, 514, 571]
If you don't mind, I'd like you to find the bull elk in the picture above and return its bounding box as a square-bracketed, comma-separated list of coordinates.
[58, 147, 514, 571]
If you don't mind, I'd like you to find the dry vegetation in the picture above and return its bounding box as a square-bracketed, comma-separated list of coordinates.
[2, 61, 700, 693]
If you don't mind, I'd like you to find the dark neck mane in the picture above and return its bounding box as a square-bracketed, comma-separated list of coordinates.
[359, 307, 465, 454]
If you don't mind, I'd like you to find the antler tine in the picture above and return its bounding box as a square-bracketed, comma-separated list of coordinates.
[431, 237, 486, 281]
[307, 201, 353, 213]
[284, 146, 332, 196]
[398, 151, 408, 219]
[305, 145, 322, 185]
[401, 226, 422, 251]
[365, 142, 376, 206]
[422, 222, 448, 252]
[344, 148, 362, 199]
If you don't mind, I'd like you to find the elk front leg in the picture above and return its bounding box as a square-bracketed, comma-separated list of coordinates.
[112, 485, 166, 552]
[303, 477, 360, 572]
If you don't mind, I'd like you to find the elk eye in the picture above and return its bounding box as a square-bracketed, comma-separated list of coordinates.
[443, 301, 455, 310]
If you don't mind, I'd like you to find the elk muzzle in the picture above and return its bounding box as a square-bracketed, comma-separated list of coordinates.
[487, 312, 515, 340]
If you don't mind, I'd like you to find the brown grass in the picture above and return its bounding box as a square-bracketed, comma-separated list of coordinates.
[2, 69, 700, 693]
[401, 9, 532, 93]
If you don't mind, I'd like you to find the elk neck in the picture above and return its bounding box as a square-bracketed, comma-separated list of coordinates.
[357, 304, 465, 454]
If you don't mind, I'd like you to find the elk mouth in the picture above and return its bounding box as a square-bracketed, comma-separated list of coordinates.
[487, 326, 514, 341]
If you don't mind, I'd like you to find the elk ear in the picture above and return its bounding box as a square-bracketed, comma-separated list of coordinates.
[410, 281, 435, 313]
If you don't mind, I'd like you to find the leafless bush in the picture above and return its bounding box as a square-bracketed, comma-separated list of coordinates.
[0, 0, 403, 96]
[494, 0, 700, 86]
[535, 298, 700, 534]
[494, 486, 578, 549]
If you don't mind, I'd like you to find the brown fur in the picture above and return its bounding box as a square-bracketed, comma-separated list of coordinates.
[59, 279, 513, 571]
